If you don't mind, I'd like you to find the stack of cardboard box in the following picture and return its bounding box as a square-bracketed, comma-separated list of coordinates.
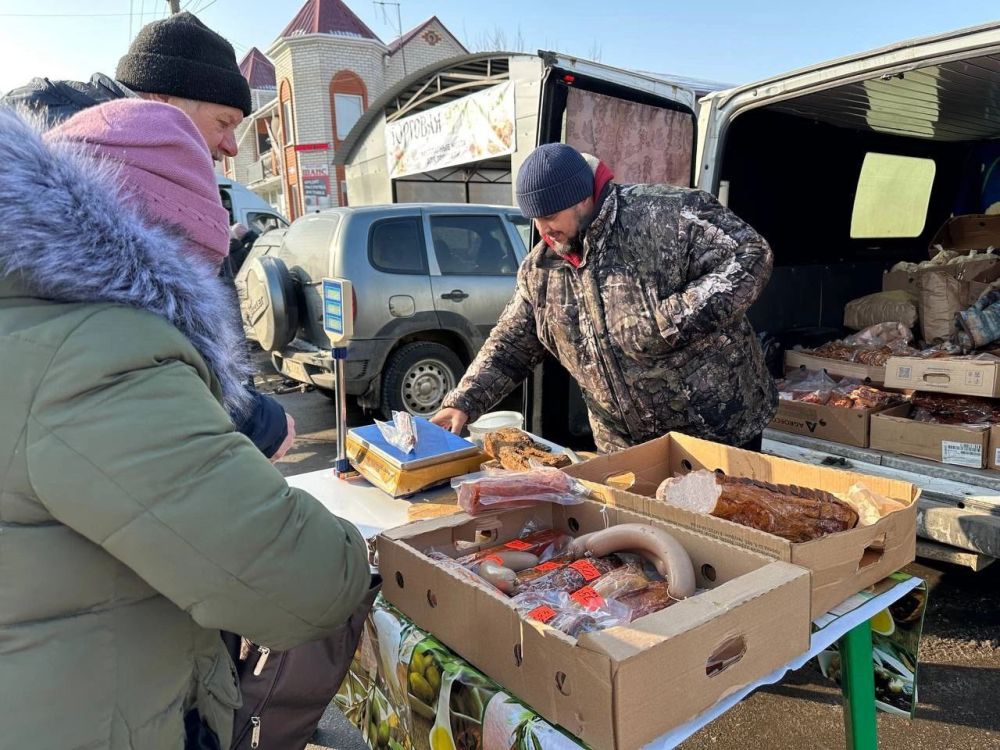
[773, 215, 1000, 469]
[876, 357, 1000, 469]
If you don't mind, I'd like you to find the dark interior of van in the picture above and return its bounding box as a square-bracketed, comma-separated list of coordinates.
[721, 109, 976, 346]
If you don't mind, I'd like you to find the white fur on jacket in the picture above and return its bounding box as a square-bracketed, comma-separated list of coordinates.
[0, 106, 252, 418]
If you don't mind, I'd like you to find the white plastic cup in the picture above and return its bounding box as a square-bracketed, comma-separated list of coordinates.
[467, 410, 524, 447]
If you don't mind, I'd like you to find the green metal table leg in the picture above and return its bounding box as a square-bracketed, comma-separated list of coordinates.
[839, 620, 878, 750]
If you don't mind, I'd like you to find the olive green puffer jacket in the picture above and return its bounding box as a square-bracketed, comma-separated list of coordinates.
[0, 105, 370, 749]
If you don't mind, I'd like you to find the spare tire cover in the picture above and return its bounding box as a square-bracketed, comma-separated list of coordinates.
[242, 255, 299, 351]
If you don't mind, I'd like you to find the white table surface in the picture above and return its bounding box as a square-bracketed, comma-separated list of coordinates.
[286, 469, 920, 750]
[287, 468, 452, 539]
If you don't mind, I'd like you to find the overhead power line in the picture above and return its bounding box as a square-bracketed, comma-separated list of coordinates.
[0, 11, 164, 17]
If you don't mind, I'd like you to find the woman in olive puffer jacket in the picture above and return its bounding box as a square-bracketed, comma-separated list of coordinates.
[0, 100, 370, 749]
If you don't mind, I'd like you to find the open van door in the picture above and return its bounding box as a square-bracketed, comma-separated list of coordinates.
[697, 22, 1000, 194]
[526, 52, 716, 446]
[536, 51, 706, 187]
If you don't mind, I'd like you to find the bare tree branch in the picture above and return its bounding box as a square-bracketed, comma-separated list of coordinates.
[471, 23, 528, 52]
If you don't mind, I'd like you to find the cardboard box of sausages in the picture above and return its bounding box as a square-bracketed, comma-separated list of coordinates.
[378, 499, 810, 750]
[563, 433, 919, 619]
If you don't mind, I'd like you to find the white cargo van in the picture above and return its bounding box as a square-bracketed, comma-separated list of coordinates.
[693, 22, 1000, 567]
[216, 175, 287, 234]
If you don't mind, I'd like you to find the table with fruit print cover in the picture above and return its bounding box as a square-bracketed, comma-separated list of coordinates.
[332, 577, 925, 750]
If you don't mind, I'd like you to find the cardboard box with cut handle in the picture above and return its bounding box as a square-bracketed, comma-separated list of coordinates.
[378, 500, 810, 750]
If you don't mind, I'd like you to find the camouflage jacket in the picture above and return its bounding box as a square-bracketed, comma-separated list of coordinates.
[442, 183, 778, 453]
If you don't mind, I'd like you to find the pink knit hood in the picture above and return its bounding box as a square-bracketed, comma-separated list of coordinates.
[46, 99, 230, 269]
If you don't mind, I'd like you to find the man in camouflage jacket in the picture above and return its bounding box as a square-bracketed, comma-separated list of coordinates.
[432, 144, 777, 453]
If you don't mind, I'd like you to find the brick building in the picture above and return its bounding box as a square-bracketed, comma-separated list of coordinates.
[224, 0, 465, 220]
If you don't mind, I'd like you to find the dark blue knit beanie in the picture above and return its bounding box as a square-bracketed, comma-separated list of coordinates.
[516, 143, 593, 218]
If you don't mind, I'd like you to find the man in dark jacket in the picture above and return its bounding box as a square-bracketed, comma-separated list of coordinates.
[432, 144, 778, 453]
[3, 12, 293, 459]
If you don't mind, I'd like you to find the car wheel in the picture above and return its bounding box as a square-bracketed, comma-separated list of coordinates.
[380, 342, 464, 417]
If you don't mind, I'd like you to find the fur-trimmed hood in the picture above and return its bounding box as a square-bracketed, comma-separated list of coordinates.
[0, 106, 252, 418]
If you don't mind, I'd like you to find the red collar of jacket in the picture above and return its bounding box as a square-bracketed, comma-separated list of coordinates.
[592, 160, 614, 205]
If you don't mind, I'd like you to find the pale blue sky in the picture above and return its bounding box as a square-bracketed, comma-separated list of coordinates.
[2, 0, 1000, 95]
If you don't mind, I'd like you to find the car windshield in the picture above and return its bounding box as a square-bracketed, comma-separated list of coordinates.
[248, 212, 287, 234]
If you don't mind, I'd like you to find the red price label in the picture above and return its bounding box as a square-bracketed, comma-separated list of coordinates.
[569, 559, 602, 582]
[504, 540, 533, 551]
[570, 586, 606, 610]
[535, 561, 563, 572]
[528, 605, 557, 624]
[482, 555, 504, 565]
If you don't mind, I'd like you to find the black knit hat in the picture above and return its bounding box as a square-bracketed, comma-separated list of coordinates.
[516, 143, 594, 218]
[116, 12, 252, 116]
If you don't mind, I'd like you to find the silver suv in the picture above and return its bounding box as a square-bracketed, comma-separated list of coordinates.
[239, 204, 531, 417]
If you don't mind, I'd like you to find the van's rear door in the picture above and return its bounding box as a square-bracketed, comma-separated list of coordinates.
[693, 22, 1000, 345]
[529, 52, 714, 445]
[536, 51, 710, 187]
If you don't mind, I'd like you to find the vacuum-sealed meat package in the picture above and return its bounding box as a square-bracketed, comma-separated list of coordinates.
[454, 468, 589, 515]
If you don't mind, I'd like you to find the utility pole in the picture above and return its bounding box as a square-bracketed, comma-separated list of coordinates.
[167, 0, 181, 14]
[373, 1, 407, 77]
